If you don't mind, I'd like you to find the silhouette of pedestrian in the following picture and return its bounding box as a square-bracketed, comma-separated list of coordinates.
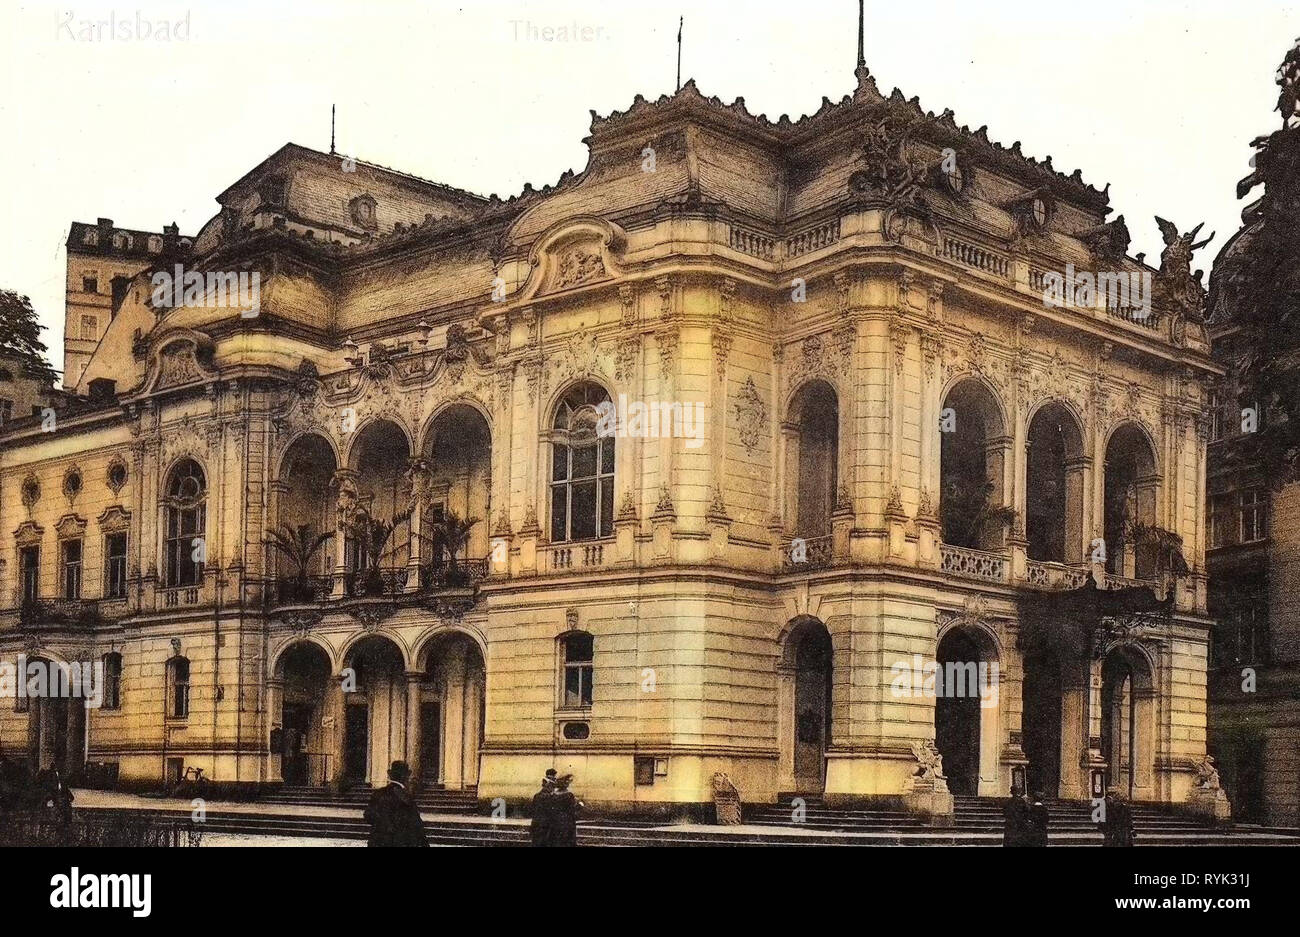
[1028, 789, 1050, 847]
[364, 761, 428, 847]
[530, 769, 558, 846]
[550, 773, 583, 847]
[1003, 783, 1030, 846]
[1103, 790, 1134, 847]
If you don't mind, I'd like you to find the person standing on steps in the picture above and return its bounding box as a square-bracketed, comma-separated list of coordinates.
[1028, 789, 1050, 847]
[530, 769, 559, 846]
[550, 773, 583, 847]
[364, 761, 428, 847]
[1102, 789, 1135, 847]
[1003, 782, 1030, 846]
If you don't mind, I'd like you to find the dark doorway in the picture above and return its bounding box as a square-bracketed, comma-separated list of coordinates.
[791, 622, 832, 792]
[282, 702, 313, 786]
[343, 703, 369, 786]
[419, 702, 441, 785]
[935, 631, 982, 796]
[1232, 745, 1265, 824]
[1022, 651, 1062, 797]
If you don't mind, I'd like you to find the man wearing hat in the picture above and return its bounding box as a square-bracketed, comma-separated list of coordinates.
[530, 769, 559, 846]
[364, 761, 428, 847]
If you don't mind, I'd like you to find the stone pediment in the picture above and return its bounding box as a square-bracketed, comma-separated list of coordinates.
[55, 514, 88, 539]
[141, 329, 218, 394]
[98, 505, 132, 532]
[518, 217, 626, 302]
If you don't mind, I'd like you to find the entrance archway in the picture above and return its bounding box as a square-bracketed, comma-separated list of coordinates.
[340, 635, 407, 787]
[781, 619, 833, 793]
[1100, 644, 1155, 800]
[24, 657, 85, 781]
[935, 627, 999, 796]
[416, 631, 486, 790]
[1022, 650, 1062, 797]
[275, 642, 332, 786]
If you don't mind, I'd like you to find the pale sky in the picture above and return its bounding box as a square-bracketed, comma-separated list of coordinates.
[1, 0, 1295, 376]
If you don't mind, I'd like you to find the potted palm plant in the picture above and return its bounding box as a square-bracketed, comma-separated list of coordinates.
[265, 523, 333, 603]
[423, 510, 480, 588]
[1123, 519, 1191, 579]
[350, 511, 410, 596]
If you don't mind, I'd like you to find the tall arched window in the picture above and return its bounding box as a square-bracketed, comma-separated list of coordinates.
[550, 384, 614, 542]
[164, 459, 206, 588]
[166, 656, 190, 719]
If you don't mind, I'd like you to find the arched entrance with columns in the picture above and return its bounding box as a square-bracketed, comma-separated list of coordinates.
[414, 630, 486, 790]
[22, 655, 85, 779]
[1100, 643, 1156, 800]
[778, 617, 834, 794]
[934, 624, 1001, 797]
[271, 641, 333, 786]
[340, 634, 408, 787]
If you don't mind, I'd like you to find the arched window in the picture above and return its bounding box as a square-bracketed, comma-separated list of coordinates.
[550, 384, 614, 542]
[166, 656, 190, 719]
[102, 653, 122, 710]
[787, 381, 839, 538]
[164, 459, 206, 588]
[561, 632, 594, 709]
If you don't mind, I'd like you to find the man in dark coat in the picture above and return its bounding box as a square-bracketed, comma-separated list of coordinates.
[1103, 790, 1135, 847]
[364, 761, 428, 847]
[1003, 784, 1030, 846]
[530, 769, 558, 846]
[550, 773, 583, 847]
[1028, 790, 1050, 847]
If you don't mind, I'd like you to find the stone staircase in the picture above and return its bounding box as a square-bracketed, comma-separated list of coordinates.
[258, 785, 479, 813]
[742, 794, 1300, 846]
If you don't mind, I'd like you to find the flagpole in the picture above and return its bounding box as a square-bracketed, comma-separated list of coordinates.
[676, 16, 683, 92]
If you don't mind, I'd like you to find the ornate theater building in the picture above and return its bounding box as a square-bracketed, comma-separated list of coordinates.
[0, 47, 1223, 817]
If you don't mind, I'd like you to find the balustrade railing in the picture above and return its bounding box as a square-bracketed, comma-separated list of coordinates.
[939, 544, 1009, 583]
[544, 540, 611, 573]
[942, 237, 1009, 279]
[782, 535, 834, 571]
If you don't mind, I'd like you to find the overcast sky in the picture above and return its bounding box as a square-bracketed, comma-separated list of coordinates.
[1, 0, 1295, 375]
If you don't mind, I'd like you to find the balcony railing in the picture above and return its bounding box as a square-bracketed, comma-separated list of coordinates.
[271, 575, 334, 606]
[344, 568, 408, 598]
[942, 237, 1009, 279]
[782, 535, 833, 571]
[544, 540, 612, 573]
[160, 585, 202, 609]
[939, 544, 1009, 584]
[18, 598, 103, 629]
[1023, 560, 1092, 590]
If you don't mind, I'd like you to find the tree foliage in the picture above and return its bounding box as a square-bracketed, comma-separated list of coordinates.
[0, 289, 58, 385]
[1217, 39, 1300, 484]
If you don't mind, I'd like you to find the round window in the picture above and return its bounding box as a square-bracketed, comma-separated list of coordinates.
[64, 470, 82, 497]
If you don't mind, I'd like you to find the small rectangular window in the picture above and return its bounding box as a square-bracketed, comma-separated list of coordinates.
[19, 546, 39, 603]
[103, 654, 122, 710]
[0, 399, 12, 425]
[61, 539, 82, 599]
[81, 315, 98, 341]
[82, 276, 98, 293]
[1240, 489, 1267, 543]
[105, 532, 128, 599]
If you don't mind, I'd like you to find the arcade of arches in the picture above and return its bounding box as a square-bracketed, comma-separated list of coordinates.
[270, 632, 485, 790]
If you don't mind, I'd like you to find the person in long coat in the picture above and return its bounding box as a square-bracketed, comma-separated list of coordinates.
[364, 761, 428, 847]
[1003, 785, 1030, 846]
[530, 770, 558, 846]
[1028, 790, 1050, 847]
[1103, 790, 1135, 847]
[550, 774, 583, 847]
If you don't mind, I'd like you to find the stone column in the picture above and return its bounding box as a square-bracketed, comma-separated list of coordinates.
[327, 673, 347, 789]
[781, 422, 801, 536]
[329, 469, 359, 598]
[267, 677, 284, 782]
[443, 651, 466, 790]
[1058, 662, 1089, 800]
[405, 671, 423, 780]
[1065, 456, 1090, 565]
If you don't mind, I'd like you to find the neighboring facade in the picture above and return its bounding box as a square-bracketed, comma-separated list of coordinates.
[0, 60, 1221, 813]
[63, 219, 189, 391]
[1205, 218, 1300, 827]
[0, 352, 61, 429]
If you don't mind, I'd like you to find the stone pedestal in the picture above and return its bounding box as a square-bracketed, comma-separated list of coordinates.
[1187, 786, 1233, 822]
[902, 777, 954, 826]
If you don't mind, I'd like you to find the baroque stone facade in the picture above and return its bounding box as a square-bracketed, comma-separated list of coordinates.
[0, 61, 1219, 813]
